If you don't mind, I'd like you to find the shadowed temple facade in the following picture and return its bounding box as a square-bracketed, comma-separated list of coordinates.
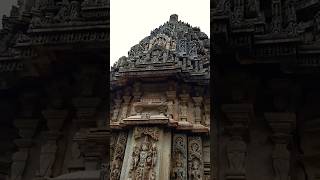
[213, 0, 320, 180]
[0, 0, 108, 180]
[110, 14, 211, 180]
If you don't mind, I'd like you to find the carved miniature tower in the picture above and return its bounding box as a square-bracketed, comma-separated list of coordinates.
[110, 14, 211, 180]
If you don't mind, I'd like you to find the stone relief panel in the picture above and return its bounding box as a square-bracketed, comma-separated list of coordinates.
[110, 132, 128, 180]
[226, 136, 247, 179]
[129, 127, 160, 180]
[171, 134, 188, 180]
[188, 136, 204, 180]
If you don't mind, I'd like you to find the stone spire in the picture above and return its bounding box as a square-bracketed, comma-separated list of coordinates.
[169, 14, 178, 23]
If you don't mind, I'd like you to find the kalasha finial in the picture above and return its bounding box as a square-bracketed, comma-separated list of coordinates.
[169, 14, 178, 22]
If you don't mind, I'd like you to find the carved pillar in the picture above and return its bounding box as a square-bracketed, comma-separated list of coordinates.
[73, 97, 101, 127]
[188, 136, 204, 180]
[35, 110, 68, 179]
[72, 97, 101, 171]
[264, 113, 296, 180]
[179, 94, 189, 122]
[110, 132, 128, 180]
[11, 92, 39, 180]
[192, 96, 208, 132]
[204, 98, 210, 127]
[74, 128, 109, 171]
[11, 118, 38, 180]
[166, 82, 177, 126]
[222, 104, 253, 180]
[271, 0, 282, 33]
[130, 82, 142, 116]
[171, 134, 188, 180]
[192, 97, 203, 125]
[120, 96, 132, 121]
[178, 92, 193, 130]
[111, 94, 122, 123]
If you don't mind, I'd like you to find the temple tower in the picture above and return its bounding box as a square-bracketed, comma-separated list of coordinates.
[110, 14, 211, 180]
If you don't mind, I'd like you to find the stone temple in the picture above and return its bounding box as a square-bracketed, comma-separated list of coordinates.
[110, 14, 211, 179]
[0, 0, 108, 179]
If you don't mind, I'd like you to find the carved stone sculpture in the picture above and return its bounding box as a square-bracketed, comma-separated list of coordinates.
[226, 136, 246, 175]
[172, 134, 187, 180]
[188, 137, 203, 180]
[129, 136, 158, 180]
[272, 144, 290, 180]
[38, 140, 57, 177]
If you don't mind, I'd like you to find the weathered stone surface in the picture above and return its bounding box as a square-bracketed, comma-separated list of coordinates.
[111, 15, 210, 180]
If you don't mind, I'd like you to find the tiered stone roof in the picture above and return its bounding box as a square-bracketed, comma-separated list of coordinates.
[111, 14, 210, 87]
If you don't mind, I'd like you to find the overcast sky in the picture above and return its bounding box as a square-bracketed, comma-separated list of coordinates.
[0, 0, 210, 66]
[0, 0, 16, 27]
[110, 0, 210, 67]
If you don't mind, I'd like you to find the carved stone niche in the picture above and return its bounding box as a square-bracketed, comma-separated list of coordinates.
[222, 104, 254, 180]
[264, 112, 296, 180]
[122, 93, 169, 125]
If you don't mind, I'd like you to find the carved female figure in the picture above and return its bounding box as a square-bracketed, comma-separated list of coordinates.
[172, 155, 185, 180]
[190, 159, 202, 180]
[226, 136, 246, 174]
[272, 143, 290, 180]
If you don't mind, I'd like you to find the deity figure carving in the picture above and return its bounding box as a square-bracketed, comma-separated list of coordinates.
[110, 160, 121, 180]
[11, 151, 28, 180]
[189, 41, 198, 56]
[38, 140, 57, 177]
[112, 99, 122, 122]
[53, 0, 69, 22]
[285, 0, 297, 34]
[172, 154, 186, 180]
[150, 49, 162, 63]
[68, 1, 80, 21]
[178, 39, 187, 54]
[110, 132, 128, 180]
[314, 11, 320, 39]
[129, 136, 157, 180]
[271, 0, 282, 33]
[190, 159, 202, 180]
[188, 137, 203, 180]
[226, 136, 246, 174]
[272, 143, 290, 180]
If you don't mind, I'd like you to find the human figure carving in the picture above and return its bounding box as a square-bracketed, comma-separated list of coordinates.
[226, 136, 246, 174]
[272, 144, 290, 180]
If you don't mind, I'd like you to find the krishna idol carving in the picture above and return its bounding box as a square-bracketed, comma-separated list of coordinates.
[129, 127, 159, 180]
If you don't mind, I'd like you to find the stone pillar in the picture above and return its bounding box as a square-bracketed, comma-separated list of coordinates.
[178, 93, 191, 128]
[222, 104, 253, 180]
[34, 109, 68, 179]
[171, 134, 187, 179]
[11, 118, 38, 180]
[111, 93, 122, 124]
[192, 97, 203, 125]
[264, 112, 296, 180]
[204, 98, 210, 127]
[73, 97, 101, 128]
[188, 136, 204, 180]
[120, 96, 132, 121]
[166, 88, 177, 125]
[11, 92, 39, 180]
[74, 128, 109, 171]
[130, 82, 142, 116]
[71, 97, 101, 171]
[271, 0, 282, 33]
[110, 132, 128, 180]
